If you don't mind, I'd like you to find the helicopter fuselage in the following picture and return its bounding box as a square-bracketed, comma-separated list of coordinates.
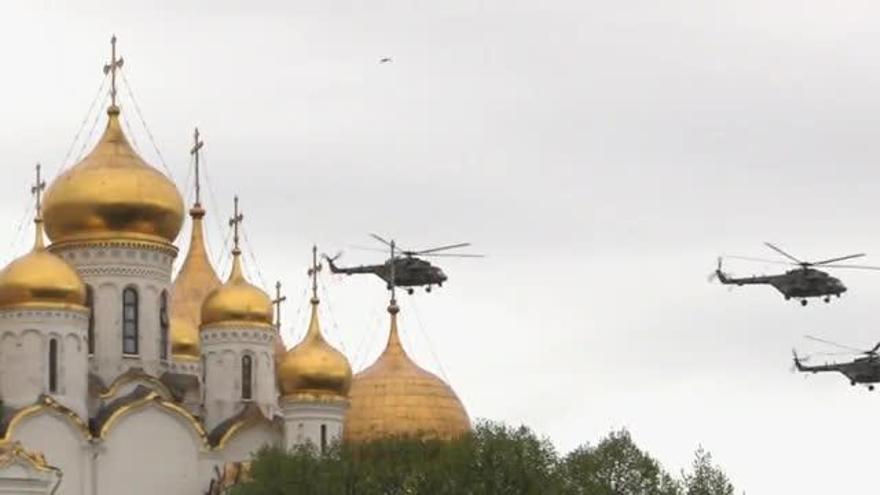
[716, 267, 846, 304]
[326, 256, 448, 291]
[794, 354, 880, 388]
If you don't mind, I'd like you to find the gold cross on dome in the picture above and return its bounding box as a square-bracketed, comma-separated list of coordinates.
[190, 128, 204, 206]
[307, 245, 323, 301]
[229, 195, 244, 253]
[272, 281, 287, 331]
[102, 35, 125, 108]
[31, 163, 46, 217]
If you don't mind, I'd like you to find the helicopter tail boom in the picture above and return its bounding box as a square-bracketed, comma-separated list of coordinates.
[714, 258, 771, 285]
[791, 350, 840, 374]
[322, 254, 379, 275]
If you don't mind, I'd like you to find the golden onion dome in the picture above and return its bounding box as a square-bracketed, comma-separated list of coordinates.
[0, 219, 86, 309]
[277, 298, 352, 399]
[200, 251, 273, 328]
[170, 204, 221, 359]
[42, 106, 185, 245]
[344, 303, 470, 443]
[275, 334, 287, 362]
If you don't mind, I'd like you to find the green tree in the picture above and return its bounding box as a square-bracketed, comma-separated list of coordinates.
[560, 429, 680, 495]
[232, 421, 561, 495]
[231, 422, 735, 495]
[681, 446, 734, 495]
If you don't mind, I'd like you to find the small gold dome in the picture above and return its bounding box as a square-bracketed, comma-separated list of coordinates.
[43, 107, 185, 245]
[0, 220, 86, 309]
[277, 299, 352, 398]
[201, 252, 273, 328]
[345, 303, 470, 443]
[170, 205, 221, 359]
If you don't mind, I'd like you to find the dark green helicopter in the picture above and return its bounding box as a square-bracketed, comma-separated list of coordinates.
[324, 234, 482, 294]
[793, 336, 880, 391]
[712, 242, 880, 306]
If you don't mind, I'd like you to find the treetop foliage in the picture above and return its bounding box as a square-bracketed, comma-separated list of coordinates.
[231, 421, 736, 495]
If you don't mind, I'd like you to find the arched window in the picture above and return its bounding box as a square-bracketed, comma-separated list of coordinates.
[48, 339, 58, 393]
[241, 355, 253, 400]
[86, 285, 95, 355]
[122, 287, 139, 355]
[159, 291, 169, 360]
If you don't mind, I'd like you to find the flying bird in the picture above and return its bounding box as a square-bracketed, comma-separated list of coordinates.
[379, 57, 393, 64]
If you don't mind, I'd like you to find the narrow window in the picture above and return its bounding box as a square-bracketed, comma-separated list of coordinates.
[48, 339, 58, 393]
[86, 285, 95, 355]
[122, 287, 139, 355]
[320, 424, 328, 454]
[241, 355, 253, 400]
[159, 291, 169, 360]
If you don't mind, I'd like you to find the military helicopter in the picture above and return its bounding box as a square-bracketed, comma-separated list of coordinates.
[793, 336, 880, 390]
[324, 234, 483, 294]
[712, 243, 880, 306]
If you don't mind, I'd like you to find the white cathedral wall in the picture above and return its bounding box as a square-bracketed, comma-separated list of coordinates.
[0, 309, 89, 417]
[12, 412, 90, 495]
[51, 243, 176, 386]
[96, 406, 202, 495]
[200, 325, 278, 430]
[281, 400, 347, 451]
[217, 422, 280, 463]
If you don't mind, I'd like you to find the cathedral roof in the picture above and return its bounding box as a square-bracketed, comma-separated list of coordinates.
[344, 302, 470, 443]
[0, 395, 91, 442]
[170, 203, 221, 359]
[206, 401, 276, 449]
[0, 188, 86, 310]
[277, 297, 352, 400]
[42, 105, 184, 246]
[200, 198, 273, 329]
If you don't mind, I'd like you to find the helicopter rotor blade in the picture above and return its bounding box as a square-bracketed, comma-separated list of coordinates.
[722, 255, 796, 266]
[812, 253, 866, 266]
[348, 244, 390, 253]
[804, 335, 865, 353]
[418, 253, 485, 258]
[414, 243, 472, 255]
[369, 233, 394, 248]
[814, 263, 880, 271]
[764, 242, 804, 264]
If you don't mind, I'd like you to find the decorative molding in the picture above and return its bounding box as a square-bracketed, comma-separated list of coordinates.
[0, 307, 89, 321]
[0, 395, 92, 442]
[99, 368, 174, 401]
[200, 327, 276, 347]
[95, 389, 209, 450]
[72, 265, 172, 282]
[49, 238, 178, 258]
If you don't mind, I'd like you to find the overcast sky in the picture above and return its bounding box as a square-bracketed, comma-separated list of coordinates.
[4, 1, 880, 492]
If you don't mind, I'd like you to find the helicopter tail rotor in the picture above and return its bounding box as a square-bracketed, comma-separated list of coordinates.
[709, 257, 731, 284]
[791, 349, 805, 372]
[321, 252, 343, 272]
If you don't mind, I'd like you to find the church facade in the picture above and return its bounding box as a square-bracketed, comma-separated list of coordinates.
[0, 40, 470, 495]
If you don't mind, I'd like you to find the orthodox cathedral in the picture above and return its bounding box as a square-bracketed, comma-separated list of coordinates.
[0, 39, 469, 494]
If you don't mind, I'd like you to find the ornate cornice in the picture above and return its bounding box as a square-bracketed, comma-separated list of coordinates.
[49, 238, 178, 258]
[200, 327, 277, 347]
[73, 265, 171, 281]
[0, 306, 89, 321]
